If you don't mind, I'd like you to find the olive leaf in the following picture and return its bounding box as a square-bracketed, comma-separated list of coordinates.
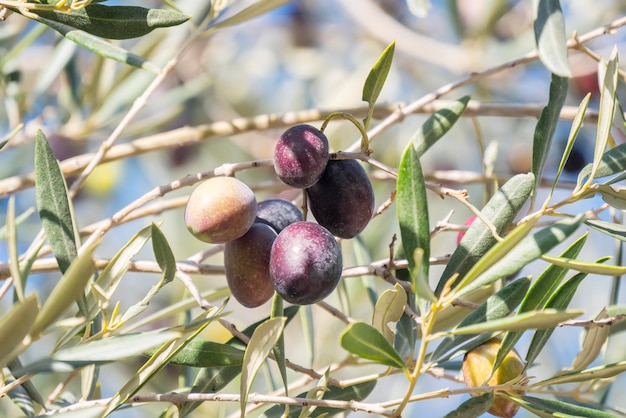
[30, 5, 190, 39]
[533, 0, 571, 76]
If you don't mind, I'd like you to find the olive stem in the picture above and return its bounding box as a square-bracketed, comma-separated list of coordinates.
[320, 112, 372, 155]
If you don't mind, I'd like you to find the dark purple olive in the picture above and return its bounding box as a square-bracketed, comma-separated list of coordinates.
[255, 198, 303, 232]
[306, 159, 374, 239]
[224, 223, 277, 308]
[270, 222, 342, 305]
[184, 176, 257, 244]
[274, 124, 329, 188]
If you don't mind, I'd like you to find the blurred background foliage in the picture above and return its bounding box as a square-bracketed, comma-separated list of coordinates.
[1, 0, 626, 417]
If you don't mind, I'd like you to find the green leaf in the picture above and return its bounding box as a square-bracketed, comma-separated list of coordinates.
[270, 293, 289, 397]
[531, 360, 626, 387]
[31, 5, 190, 40]
[432, 278, 530, 363]
[6, 197, 25, 302]
[397, 143, 434, 302]
[104, 306, 225, 415]
[362, 41, 395, 130]
[240, 317, 286, 416]
[372, 283, 407, 343]
[455, 215, 584, 298]
[546, 93, 590, 204]
[30, 244, 96, 337]
[413, 96, 470, 158]
[596, 184, 626, 210]
[0, 294, 39, 366]
[211, 0, 291, 30]
[448, 309, 583, 335]
[532, 74, 569, 200]
[151, 223, 176, 284]
[436, 173, 535, 295]
[570, 308, 610, 371]
[227, 306, 300, 351]
[179, 365, 242, 416]
[491, 233, 587, 373]
[588, 47, 619, 187]
[577, 142, 626, 188]
[144, 339, 244, 368]
[95, 224, 152, 295]
[5, 373, 36, 417]
[586, 219, 626, 241]
[35, 129, 79, 274]
[607, 304, 626, 335]
[515, 395, 615, 417]
[533, 0, 571, 76]
[525, 270, 590, 366]
[444, 392, 494, 418]
[541, 255, 626, 275]
[36, 17, 160, 73]
[14, 331, 182, 375]
[180, 306, 299, 416]
[263, 381, 377, 418]
[340, 321, 406, 369]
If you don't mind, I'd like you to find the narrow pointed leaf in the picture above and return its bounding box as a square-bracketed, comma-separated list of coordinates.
[456, 215, 584, 298]
[588, 48, 619, 186]
[30, 244, 96, 337]
[0, 294, 39, 366]
[491, 233, 587, 372]
[525, 269, 591, 366]
[432, 277, 530, 363]
[35, 129, 78, 274]
[437, 173, 534, 295]
[586, 219, 626, 241]
[6, 197, 25, 302]
[104, 307, 225, 415]
[340, 321, 405, 369]
[228, 306, 300, 350]
[533, 0, 571, 76]
[596, 184, 626, 210]
[570, 308, 610, 371]
[31, 5, 190, 39]
[36, 17, 160, 73]
[547, 93, 590, 202]
[577, 142, 626, 188]
[532, 74, 569, 198]
[449, 309, 583, 335]
[95, 224, 152, 293]
[372, 283, 407, 343]
[516, 395, 615, 417]
[180, 306, 299, 416]
[5, 374, 35, 417]
[453, 218, 538, 296]
[541, 255, 626, 275]
[180, 366, 242, 416]
[270, 293, 288, 397]
[211, 0, 291, 30]
[444, 392, 494, 418]
[14, 331, 181, 375]
[362, 41, 395, 130]
[413, 96, 470, 158]
[397, 144, 434, 301]
[532, 360, 626, 387]
[263, 381, 377, 418]
[151, 223, 176, 284]
[240, 317, 286, 416]
[144, 339, 244, 368]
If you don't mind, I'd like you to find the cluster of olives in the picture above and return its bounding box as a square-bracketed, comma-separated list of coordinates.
[184, 124, 374, 308]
